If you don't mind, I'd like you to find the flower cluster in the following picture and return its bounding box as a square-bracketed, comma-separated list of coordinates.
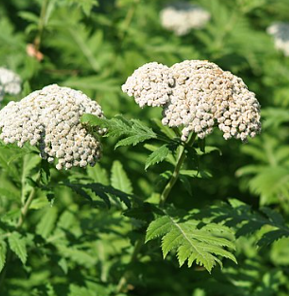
[122, 60, 261, 142]
[267, 22, 289, 56]
[0, 84, 106, 170]
[0, 67, 21, 102]
[160, 2, 210, 36]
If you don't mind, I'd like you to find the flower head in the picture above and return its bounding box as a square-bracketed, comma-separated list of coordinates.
[0, 67, 21, 102]
[267, 22, 289, 56]
[122, 60, 261, 142]
[0, 84, 105, 170]
[160, 2, 210, 36]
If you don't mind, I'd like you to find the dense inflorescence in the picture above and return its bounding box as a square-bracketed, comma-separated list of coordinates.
[160, 2, 210, 36]
[122, 62, 174, 108]
[267, 22, 289, 56]
[0, 84, 106, 170]
[0, 67, 21, 102]
[122, 60, 261, 142]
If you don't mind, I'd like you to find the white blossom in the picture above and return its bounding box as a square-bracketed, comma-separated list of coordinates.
[0, 67, 21, 102]
[160, 2, 210, 36]
[267, 22, 289, 56]
[122, 60, 261, 142]
[121, 62, 174, 108]
[0, 84, 106, 170]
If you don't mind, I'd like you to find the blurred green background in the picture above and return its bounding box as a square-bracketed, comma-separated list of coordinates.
[1, 0, 289, 295]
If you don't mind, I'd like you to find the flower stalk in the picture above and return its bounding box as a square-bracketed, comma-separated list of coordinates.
[159, 133, 197, 206]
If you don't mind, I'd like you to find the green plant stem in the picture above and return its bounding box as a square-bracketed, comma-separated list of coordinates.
[159, 133, 197, 206]
[34, 0, 49, 51]
[120, 0, 140, 43]
[16, 188, 36, 229]
[115, 133, 196, 294]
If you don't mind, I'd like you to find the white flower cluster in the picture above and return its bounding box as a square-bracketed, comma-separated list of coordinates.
[0, 84, 106, 170]
[122, 62, 174, 108]
[267, 22, 289, 56]
[0, 67, 21, 102]
[160, 2, 210, 36]
[122, 60, 261, 142]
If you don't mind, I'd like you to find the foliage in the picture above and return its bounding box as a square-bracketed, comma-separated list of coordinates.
[1, 0, 289, 295]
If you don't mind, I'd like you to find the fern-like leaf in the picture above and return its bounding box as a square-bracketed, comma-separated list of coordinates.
[201, 199, 289, 246]
[65, 182, 132, 208]
[8, 232, 27, 265]
[146, 212, 236, 272]
[145, 144, 170, 170]
[111, 161, 133, 194]
[81, 114, 157, 148]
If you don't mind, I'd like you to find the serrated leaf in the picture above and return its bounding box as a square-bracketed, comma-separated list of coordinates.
[144, 143, 175, 165]
[145, 145, 170, 170]
[146, 212, 236, 272]
[146, 216, 172, 242]
[36, 207, 58, 239]
[204, 199, 289, 248]
[65, 182, 132, 208]
[8, 232, 27, 265]
[258, 229, 289, 247]
[57, 245, 97, 267]
[0, 240, 7, 272]
[111, 161, 133, 194]
[81, 114, 157, 148]
[261, 207, 284, 225]
[87, 164, 109, 185]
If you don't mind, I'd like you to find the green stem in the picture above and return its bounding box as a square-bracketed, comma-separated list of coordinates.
[119, 0, 140, 43]
[34, 0, 49, 51]
[16, 188, 36, 229]
[159, 133, 197, 206]
[115, 133, 196, 294]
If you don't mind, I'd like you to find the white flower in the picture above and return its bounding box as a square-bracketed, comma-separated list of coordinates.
[0, 67, 21, 102]
[122, 60, 261, 142]
[0, 84, 106, 170]
[121, 62, 174, 108]
[267, 22, 289, 56]
[160, 2, 210, 36]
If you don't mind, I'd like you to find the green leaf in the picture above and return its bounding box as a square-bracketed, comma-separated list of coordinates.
[0, 187, 19, 200]
[258, 229, 289, 247]
[0, 240, 7, 272]
[36, 207, 58, 239]
[111, 161, 133, 194]
[8, 232, 27, 264]
[203, 199, 289, 247]
[57, 245, 97, 267]
[87, 164, 109, 185]
[145, 145, 170, 170]
[65, 182, 132, 208]
[249, 167, 289, 205]
[18, 11, 39, 23]
[195, 146, 222, 156]
[81, 114, 157, 148]
[65, 0, 99, 16]
[146, 212, 236, 272]
[40, 160, 51, 186]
